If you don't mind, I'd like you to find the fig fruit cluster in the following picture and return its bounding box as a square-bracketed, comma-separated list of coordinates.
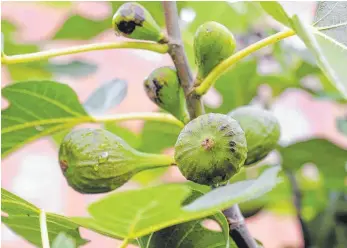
[59, 5, 282, 194]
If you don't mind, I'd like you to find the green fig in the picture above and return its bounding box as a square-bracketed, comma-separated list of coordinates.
[174, 113, 247, 186]
[144, 66, 190, 123]
[228, 106, 281, 165]
[194, 21, 236, 83]
[112, 2, 167, 43]
[59, 128, 173, 194]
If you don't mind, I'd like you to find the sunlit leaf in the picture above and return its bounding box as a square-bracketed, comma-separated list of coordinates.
[1, 189, 88, 247]
[1, 80, 91, 157]
[72, 166, 281, 239]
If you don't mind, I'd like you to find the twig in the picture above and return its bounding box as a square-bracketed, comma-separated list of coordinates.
[163, 2, 257, 247]
[162, 1, 204, 119]
[223, 205, 258, 248]
[1, 41, 169, 65]
[285, 169, 311, 248]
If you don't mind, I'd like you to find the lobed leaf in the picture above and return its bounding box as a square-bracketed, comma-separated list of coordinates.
[279, 138, 347, 189]
[1, 80, 91, 157]
[1, 189, 88, 247]
[71, 166, 281, 239]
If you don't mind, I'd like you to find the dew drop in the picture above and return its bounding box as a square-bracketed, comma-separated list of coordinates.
[93, 164, 99, 171]
[98, 152, 109, 164]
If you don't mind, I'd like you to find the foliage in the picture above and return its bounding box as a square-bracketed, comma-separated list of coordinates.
[1, 1, 347, 248]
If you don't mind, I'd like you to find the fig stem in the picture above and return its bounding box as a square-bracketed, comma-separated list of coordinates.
[194, 29, 296, 96]
[162, 1, 204, 119]
[1, 42, 169, 65]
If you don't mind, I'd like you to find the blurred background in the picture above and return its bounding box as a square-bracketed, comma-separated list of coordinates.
[1, 1, 347, 248]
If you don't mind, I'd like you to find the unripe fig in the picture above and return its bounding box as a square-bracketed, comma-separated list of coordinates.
[228, 106, 281, 165]
[194, 21, 236, 83]
[112, 2, 167, 43]
[59, 128, 172, 194]
[144, 66, 190, 123]
[174, 113, 247, 186]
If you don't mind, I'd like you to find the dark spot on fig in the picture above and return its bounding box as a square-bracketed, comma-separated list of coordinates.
[59, 160, 68, 172]
[152, 78, 163, 104]
[219, 124, 228, 131]
[229, 141, 236, 147]
[117, 21, 137, 34]
[230, 147, 236, 153]
[201, 138, 215, 150]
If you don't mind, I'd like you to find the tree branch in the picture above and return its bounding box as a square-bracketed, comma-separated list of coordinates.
[223, 205, 258, 248]
[1, 41, 168, 65]
[162, 1, 204, 119]
[163, 2, 257, 247]
[285, 169, 311, 248]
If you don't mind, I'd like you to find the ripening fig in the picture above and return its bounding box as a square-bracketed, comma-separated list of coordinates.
[194, 21, 236, 83]
[112, 2, 167, 43]
[59, 128, 173, 193]
[174, 113, 247, 186]
[228, 106, 281, 165]
[144, 66, 190, 123]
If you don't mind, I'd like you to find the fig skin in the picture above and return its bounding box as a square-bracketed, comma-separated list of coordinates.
[59, 128, 170, 194]
[228, 106, 281, 165]
[112, 2, 167, 43]
[174, 113, 247, 186]
[144, 66, 190, 123]
[194, 21, 236, 83]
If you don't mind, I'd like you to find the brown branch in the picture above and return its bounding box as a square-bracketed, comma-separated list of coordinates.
[162, 1, 204, 119]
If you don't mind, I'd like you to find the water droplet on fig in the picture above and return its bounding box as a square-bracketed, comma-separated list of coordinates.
[98, 152, 109, 164]
[35, 126, 44, 131]
[93, 164, 99, 171]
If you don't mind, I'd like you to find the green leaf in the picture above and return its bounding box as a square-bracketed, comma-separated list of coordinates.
[1, 80, 91, 157]
[137, 215, 232, 248]
[139, 120, 181, 153]
[83, 79, 127, 115]
[45, 60, 98, 78]
[52, 233, 76, 248]
[71, 166, 281, 239]
[280, 139, 347, 189]
[313, 1, 347, 46]
[1, 189, 88, 247]
[337, 117, 347, 136]
[260, 2, 291, 27]
[205, 60, 259, 114]
[137, 189, 232, 248]
[53, 15, 110, 40]
[291, 15, 347, 99]
[179, 2, 263, 34]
